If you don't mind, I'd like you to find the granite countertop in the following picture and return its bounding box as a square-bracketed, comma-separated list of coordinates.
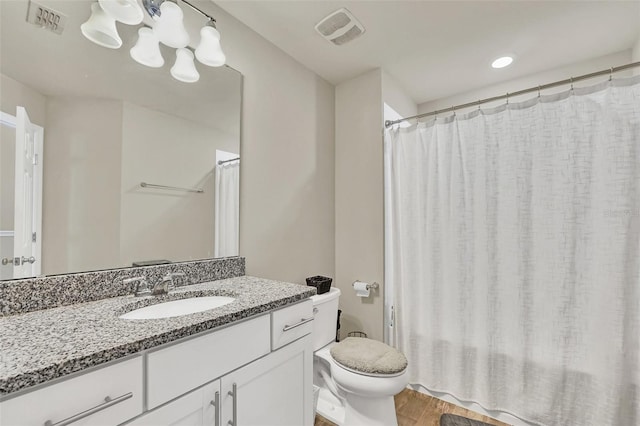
[0, 276, 316, 396]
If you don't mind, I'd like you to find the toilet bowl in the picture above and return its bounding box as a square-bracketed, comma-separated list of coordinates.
[311, 288, 408, 426]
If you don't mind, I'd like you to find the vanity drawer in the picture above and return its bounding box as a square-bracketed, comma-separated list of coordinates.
[271, 299, 314, 350]
[0, 356, 143, 426]
[146, 314, 270, 409]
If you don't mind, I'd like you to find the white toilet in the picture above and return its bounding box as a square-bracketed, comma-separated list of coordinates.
[311, 288, 409, 426]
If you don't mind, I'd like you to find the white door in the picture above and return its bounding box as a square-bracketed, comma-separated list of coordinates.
[11, 107, 43, 278]
[221, 336, 314, 426]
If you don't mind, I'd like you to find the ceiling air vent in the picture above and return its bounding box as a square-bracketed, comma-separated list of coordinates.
[315, 8, 365, 46]
[26, 0, 67, 35]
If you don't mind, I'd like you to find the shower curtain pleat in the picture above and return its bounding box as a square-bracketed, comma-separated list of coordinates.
[385, 76, 640, 426]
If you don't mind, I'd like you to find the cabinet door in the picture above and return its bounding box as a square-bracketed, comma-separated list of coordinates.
[126, 380, 220, 426]
[221, 335, 313, 426]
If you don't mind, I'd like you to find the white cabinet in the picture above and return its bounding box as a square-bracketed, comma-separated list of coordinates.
[221, 335, 314, 426]
[127, 381, 219, 426]
[0, 357, 143, 426]
[130, 334, 314, 426]
[270, 299, 313, 350]
[147, 314, 270, 409]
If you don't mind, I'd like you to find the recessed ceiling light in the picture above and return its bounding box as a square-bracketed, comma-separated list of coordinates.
[492, 56, 514, 69]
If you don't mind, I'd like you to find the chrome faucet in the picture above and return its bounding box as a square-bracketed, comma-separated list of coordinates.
[151, 272, 186, 296]
[124, 276, 152, 297]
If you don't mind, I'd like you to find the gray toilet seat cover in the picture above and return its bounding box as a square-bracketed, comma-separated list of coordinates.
[330, 337, 408, 375]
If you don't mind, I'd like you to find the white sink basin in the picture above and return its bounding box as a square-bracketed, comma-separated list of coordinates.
[120, 296, 235, 320]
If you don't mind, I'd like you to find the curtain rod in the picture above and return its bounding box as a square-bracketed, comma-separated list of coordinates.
[140, 182, 204, 193]
[385, 61, 640, 128]
[218, 157, 240, 165]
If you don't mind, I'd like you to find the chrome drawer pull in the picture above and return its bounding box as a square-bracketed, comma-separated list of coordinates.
[44, 392, 133, 426]
[282, 317, 313, 332]
[227, 383, 237, 426]
[210, 390, 220, 426]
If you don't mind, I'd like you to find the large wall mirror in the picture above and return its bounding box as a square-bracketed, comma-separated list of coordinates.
[0, 0, 242, 280]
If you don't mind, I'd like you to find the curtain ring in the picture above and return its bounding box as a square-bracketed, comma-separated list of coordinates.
[452, 106, 456, 117]
[570, 77, 574, 92]
[609, 67, 613, 81]
[506, 92, 509, 105]
[477, 100, 481, 111]
[537, 85, 541, 98]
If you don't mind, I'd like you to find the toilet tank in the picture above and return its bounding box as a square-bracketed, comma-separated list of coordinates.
[310, 287, 341, 351]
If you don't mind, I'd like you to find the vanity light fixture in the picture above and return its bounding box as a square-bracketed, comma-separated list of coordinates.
[81, 0, 227, 83]
[98, 0, 143, 25]
[170, 48, 200, 83]
[130, 27, 164, 68]
[153, 0, 190, 48]
[195, 19, 226, 67]
[80, 2, 122, 49]
[491, 56, 514, 69]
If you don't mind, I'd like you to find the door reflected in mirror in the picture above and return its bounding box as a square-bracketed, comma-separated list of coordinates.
[0, 0, 242, 280]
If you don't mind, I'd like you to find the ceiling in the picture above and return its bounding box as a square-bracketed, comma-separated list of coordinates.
[216, 0, 640, 105]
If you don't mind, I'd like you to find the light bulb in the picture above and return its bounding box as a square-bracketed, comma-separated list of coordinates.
[98, 0, 143, 25]
[153, 1, 189, 49]
[492, 56, 514, 69]
[130, 27, 164, 68]
[171, 48, 200, 83]
[81, 2, 122, 49]
[195, 24, 226, 67]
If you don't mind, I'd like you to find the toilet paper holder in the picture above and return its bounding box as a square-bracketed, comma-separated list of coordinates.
[352, 280, 379, 291]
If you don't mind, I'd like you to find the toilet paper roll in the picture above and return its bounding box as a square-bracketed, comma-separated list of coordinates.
[354, 281, 370, 298]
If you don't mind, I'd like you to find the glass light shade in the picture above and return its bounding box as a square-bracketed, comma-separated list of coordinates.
[81, 2, 122, 49]
[153, 1, 189, 48]
[170, 48, 200, 83]
[130, 27, 164, 68]
[195, 25, 226, 67]
[99, 0, 143, 25]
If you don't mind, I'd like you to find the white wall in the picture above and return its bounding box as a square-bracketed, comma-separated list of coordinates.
[334, 69, 417, 342]
[43, 98, 123, 275]
[419, 50, 632, 114]
[335, 69, 383, 341]
[0, 74, 47, 126]
[383, 71, 417, 119]
[205, 4, 336, 284]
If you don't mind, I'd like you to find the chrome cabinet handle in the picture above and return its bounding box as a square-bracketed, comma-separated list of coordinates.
[210, 390, 220, 426]
[282, 317, 314, 332]
[227, 383, 237, 426]
[22, 256, 36, 264]
[43, 392, 133, 426]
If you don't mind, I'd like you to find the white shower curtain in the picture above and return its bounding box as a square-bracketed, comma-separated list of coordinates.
[214, 160, 239, 257]
[385, 76, 639, 426]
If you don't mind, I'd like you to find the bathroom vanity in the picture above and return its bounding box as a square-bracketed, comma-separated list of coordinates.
[0, 276, 316, 426]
